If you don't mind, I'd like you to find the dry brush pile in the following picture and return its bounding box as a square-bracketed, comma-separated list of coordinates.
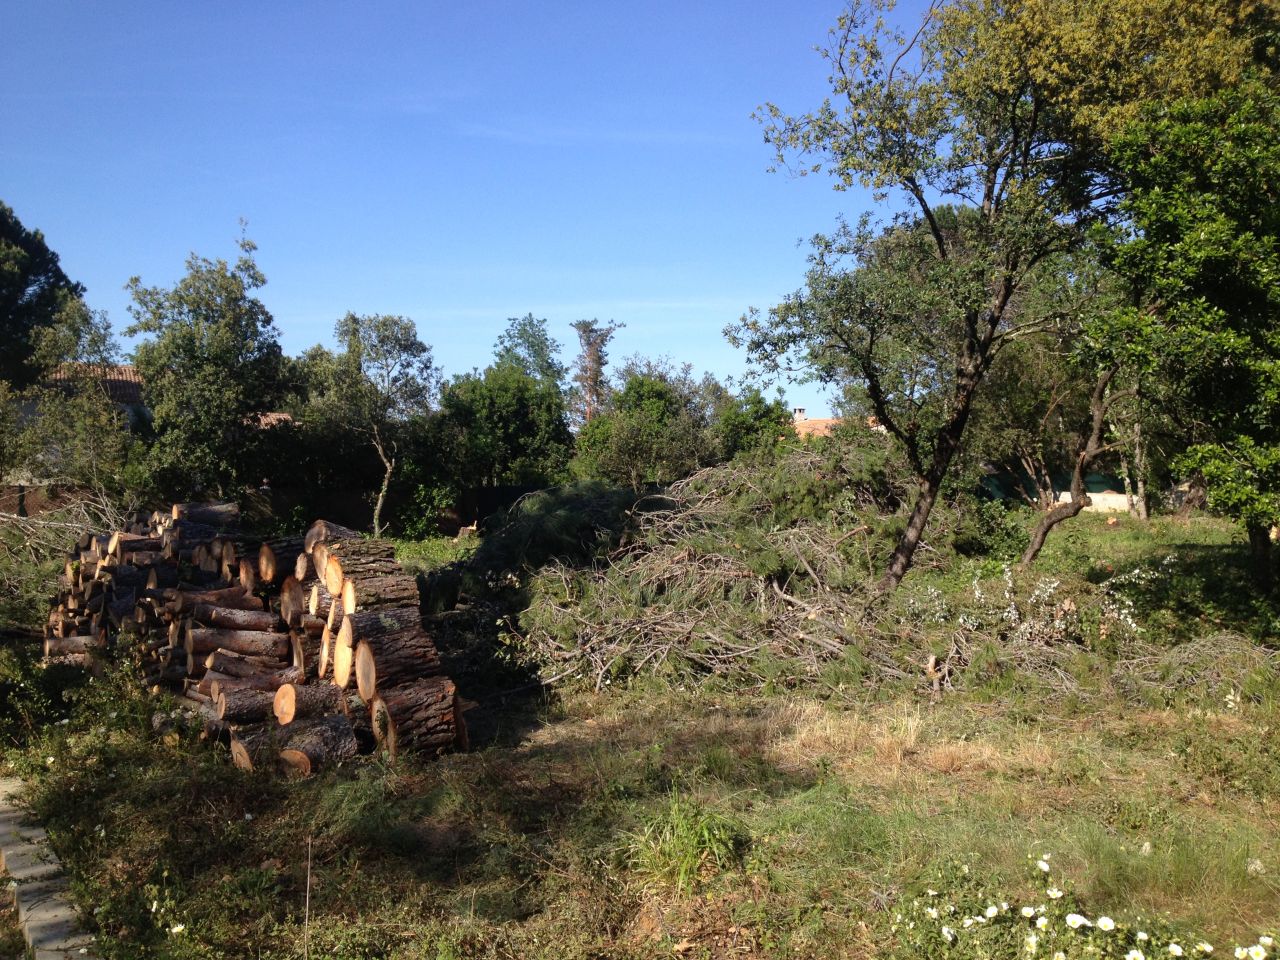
[42, 503, 466, 775]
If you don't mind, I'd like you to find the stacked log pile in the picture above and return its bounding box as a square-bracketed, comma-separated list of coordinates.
[42, 505, 466, 775]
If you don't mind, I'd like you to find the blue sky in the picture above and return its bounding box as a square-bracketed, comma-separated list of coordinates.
[2, 2, 916, 417]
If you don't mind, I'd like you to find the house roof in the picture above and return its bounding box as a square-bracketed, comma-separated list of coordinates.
[48, 364, 145, 405]
[793, 417, 840, 439]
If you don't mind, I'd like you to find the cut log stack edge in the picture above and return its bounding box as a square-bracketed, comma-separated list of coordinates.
[42, 503, 467, 777]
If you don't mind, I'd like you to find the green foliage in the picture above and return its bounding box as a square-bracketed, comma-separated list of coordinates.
[493, 313, 567, 386]
[434, 363, 572, 489]
[126, 232, 286, 499]
[0, 200, 86, 388]
[1106, 81, 1280, 540]
[952, 499, 1031, 561]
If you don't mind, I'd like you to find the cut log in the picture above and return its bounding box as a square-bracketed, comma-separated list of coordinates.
[257, 536, 306, 585]
[343, 573, 420, 614]
[43, 634, 97, 656]
[196, 669, 238, 697]
[216, 687, 277, 723]
[204, 648, 288, 678]
[279, 714, 359, 777]
[173, 501, 241, 529]
[238, 558, 257, 594]
[333, 607, 422, 690]
[273, 683, 344, 724]
[369, 676, 464, 759]
[279, 576, 305, 627]
[189, 603, 279, 631]
[186, 626, 289, 658]
[304, 519, 361, 555]
[320, 539, 396, 595]
[354, 631, 442, 703]
[211, 667, 302, 698]
[229, 727, 281, 772]
[309, 581, 336, 619]
[170, 585, 264, 613]
[299, 615, 325, 638]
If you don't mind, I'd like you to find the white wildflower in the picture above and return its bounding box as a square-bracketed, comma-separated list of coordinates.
[942, 926, 955, 943]
[1169, 946, 1184, 957]
[169, 924, 186, 935]
[1140, 841, 1153, 856]
[926, 908, 939, 920]
[1127, 952, 1146, 960]
[926, 888, 939, 897]
[1022, 907, 1037, 918]
[1037, 916, 1049, 930]
[1098, 916, 1116, 931]
[1247, 946, 1266, 960]
[1246, 858, 1265, 877]
[1026, 933, 1039, 954]
[1066, 914, 1091, 930]
[1037, 859, 1052, 873]
[986, 905, 1000, 919]
[1262, 940, 1275, 949]
[1046, 887, 1064, 899]
[1195, 944, 1212, 954]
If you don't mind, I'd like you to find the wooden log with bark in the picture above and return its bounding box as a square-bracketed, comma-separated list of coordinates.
[272, 683, 345, 725]
[304, 519, 361, 556]
[173, 501, 241, 529]
[278, 714, 359, 777]
[216, 687, 278, 723]
[370, 676, 464, 759]
[189, 603, 279, 632]
[186, 626, 289, 658]
[257, 536, 307, 585]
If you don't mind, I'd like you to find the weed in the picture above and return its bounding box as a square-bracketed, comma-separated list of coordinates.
[628, 791, 750, 892]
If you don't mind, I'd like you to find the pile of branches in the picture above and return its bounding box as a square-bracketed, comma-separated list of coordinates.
[41, 505, 466, 775]
[518, 452, 913, 689]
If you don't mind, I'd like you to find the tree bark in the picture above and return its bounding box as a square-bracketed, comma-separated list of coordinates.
[217, 687, 278, 723]
[172, 501, 241, 529]
[370, 676, 464, 759]
[204, 648, 287, 678]
[170, 585, 263, 613]
[278, 714, 359, 777]
[210, 667, 302, 698]
[354, 630, 442, 704]
[335, 607, 424, 691]
[342, 573, 420, 614]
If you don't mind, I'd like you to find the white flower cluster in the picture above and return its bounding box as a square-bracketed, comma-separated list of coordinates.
[896, 854, 1274, 960]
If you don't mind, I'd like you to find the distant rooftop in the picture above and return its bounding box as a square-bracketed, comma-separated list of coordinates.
[48, 363, 145, 406]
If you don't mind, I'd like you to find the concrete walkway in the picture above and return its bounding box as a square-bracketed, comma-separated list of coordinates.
[0, 778, 99, 959]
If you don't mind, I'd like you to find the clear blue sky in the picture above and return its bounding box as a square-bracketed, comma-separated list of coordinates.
[2, 2, 916, 417]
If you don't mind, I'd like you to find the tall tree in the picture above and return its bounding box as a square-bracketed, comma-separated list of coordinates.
[0, 201, 86, 388]
[435, 363, 572, 490]
[493, 313, 567, 386]
[307, 313, 438, 536]
[570, 319, 622, 426]
[126, 234, 286, 499]
[1107, 81, 1280, 586]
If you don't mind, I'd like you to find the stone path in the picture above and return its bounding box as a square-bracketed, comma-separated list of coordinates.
[0, 778, 99, 959]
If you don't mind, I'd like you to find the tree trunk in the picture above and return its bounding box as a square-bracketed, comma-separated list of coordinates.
[1119, 446, 1139, 517]
[210, 667, 302, 699]
[370, 676, 464, 759]
[1248, 522, 1273, 592]
[273, 683, 344, 725]
[1133, 420, 1149, 520]
[172, 501, 241, 529]
[278, 714, 359, 777]
[372, 427, 395, 539]
[1021, 366, 1123, 566]
[879, 476, 943, 592]
[321, 539, 397, 595]
[170, 585, 263, 613]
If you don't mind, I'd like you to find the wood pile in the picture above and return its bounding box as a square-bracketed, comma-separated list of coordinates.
[43, 503, 466, 775]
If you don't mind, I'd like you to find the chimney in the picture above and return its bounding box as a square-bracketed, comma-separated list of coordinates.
[793, 407, 806, 421]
